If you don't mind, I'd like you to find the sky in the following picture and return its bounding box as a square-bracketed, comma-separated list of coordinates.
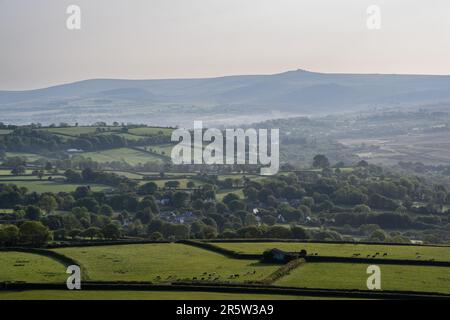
[1, 0, 450, 90]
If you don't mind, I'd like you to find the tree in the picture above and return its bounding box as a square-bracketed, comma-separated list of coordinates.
[264, 225, 293, 239]
[102, 223, 121, 239]
[68, 229, 82, 239]
[65, 169, 82, 183]
[98, 204, 113, 216]
[147, 219, 164, 235]
[135, 208, 153, 224]
[172, 191, 189, 208]
[290, 225, 309, 239]
[369, 229, 387, 242]
[187, 181, 195, 189]
[45, 162, 53, 171]
[138, 182, 158, 195]
[53, 229, 66, 240]
[357, 160, 369, 167]
[19, 221, 51, 246]
[0, 224, 19, 246]
[81, 227, 102, 240]
[11, 166, 26, 176]
[261, 215, 277, 226]
[353, 204, 371, 214]
[39, 194, 58, 213]
[223, 193, 240, 205]
[313, 155, 330, 168]
[75, 197, 99, 212]
[149, 231, 163, 241]
[25, 205, 43, 221]
[165, 180, 180, 189]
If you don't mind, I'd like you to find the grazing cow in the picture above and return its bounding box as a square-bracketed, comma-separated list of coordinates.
[383, 253, 387, 256]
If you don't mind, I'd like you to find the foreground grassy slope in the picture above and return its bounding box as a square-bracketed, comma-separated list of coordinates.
[275, 263, 450, 294]
[0, 252, 66, 283]
[53, 243, 278, 283]
[211, 242, 450, 262]
[0, 290, 332, 300]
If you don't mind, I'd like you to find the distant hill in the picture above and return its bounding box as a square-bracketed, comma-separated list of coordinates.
[2, 69, 450, 125]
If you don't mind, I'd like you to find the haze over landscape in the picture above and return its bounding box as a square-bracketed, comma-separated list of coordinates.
[1, 69, 450, 126]
[2, 0, 450, 303]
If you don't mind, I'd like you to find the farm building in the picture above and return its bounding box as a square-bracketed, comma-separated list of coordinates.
[262, 248, 306, 263]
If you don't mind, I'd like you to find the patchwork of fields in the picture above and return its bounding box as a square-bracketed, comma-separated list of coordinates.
[1, 242, 450, 299]
[209, 242, 450, 262]
[53, 243, 278, 283]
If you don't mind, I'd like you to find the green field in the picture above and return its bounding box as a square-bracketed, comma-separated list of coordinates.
[216, 189, 244, 201]
[5, 152, 46, 162]
[275, 262, 450, 294]
[81, 148, 165, 165]
[41, 127, 120, 136]
[98, 132, 145, 142]
[1, 242, 450, 299]
[53, 243, 278, 283]
[210, 242, 450, 262]
[0, 181, 109, 193]
[105, 170, 145, 179]
[0, 252, 66, 283]
[0, 169, 36, 175]
[0, 290, 328, 300]
[0, 175, 65, 181]
[139, 144, 174, 156]
[127, 127, 173, 136]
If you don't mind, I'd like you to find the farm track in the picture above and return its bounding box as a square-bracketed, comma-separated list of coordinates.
[1, 281, 449, 300]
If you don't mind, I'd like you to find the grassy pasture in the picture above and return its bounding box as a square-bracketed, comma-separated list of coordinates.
[0, 169, 36, 175]
[275, 262, 450, 294]
[216, 189, 244, 201]
[127, 127, 173, 136]
[5, 152, 46, 162]
[139, 144, 174, 156]
[41, 127, 117, 136]
[52, 243, 278, 283]
[0, 129, 12, 135]
[0, 252, 66, 283]
[81, 148, 165, 165]
[0, 290, 330, 300]
[0, 181, 109, 193]
[105, 170, 145, 179]
[209, 242, 450, 262]
[98, 132, 145, 141]
[0, 175, 65, 181]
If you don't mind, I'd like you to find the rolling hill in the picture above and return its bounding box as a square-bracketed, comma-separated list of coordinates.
[2, 69, 450, 126]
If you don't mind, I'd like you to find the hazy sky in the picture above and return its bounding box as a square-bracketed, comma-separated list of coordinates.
[1, 0, 450, 90]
